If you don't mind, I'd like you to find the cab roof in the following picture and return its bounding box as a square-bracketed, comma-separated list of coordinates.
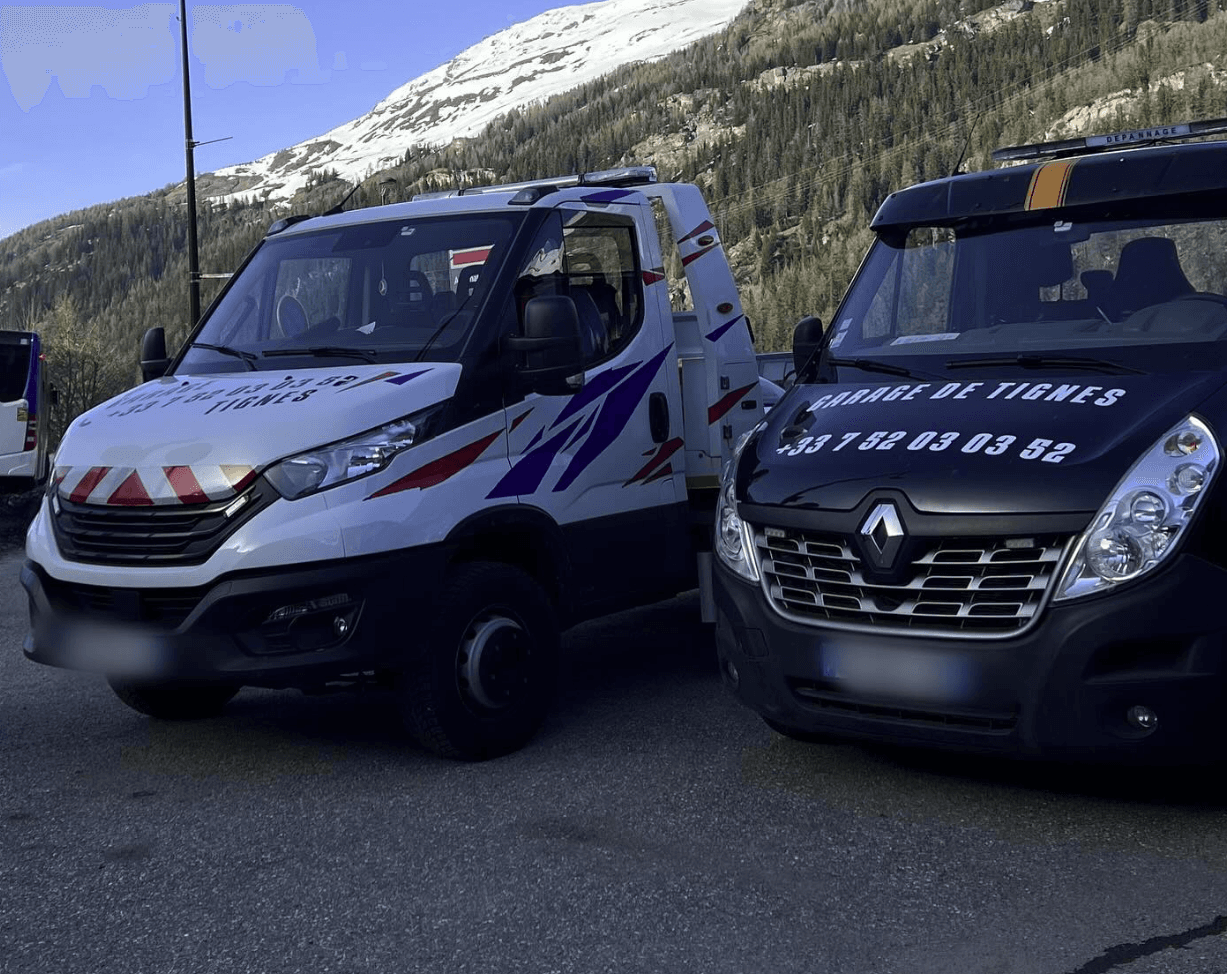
[871, 119, 1227, 230]
[267, 166, 657, 239]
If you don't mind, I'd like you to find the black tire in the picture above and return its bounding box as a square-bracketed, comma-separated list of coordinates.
[400, 562, 558, 761]
[763, 716, 835, 744]
[108, 679, 238, 720]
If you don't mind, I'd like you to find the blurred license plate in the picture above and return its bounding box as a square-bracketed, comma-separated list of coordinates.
[53, 619, 167, 676]
[821, 644, 975, 704]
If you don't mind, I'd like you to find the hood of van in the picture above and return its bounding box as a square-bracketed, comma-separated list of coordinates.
[744, 372, 1226, 515]
[53, 363, 461, 505]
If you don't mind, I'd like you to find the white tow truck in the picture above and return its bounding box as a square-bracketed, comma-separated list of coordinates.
[23, 167, 766, 759]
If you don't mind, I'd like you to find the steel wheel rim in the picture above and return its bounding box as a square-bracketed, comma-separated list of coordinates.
[456, 612, 533, 712]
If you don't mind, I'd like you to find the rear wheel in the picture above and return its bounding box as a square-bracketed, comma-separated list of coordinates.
[400, 562, 558, 761]
[108, 679, 238, 720]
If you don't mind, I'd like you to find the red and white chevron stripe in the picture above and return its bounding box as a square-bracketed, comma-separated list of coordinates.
[54, 464, 257, 506]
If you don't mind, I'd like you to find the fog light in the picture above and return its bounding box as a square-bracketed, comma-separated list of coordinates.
[265, 592, 352, 624]
[333, 616, 350, 638]
[1127, 704, 1158, 731]
[724, 657, 740, 687]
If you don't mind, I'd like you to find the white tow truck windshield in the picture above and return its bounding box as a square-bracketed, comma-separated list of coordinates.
[829, 209, 1227, 362]
[178, 213, 522, 373]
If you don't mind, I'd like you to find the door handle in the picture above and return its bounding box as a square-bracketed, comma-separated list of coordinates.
[649, 392, 669, 443]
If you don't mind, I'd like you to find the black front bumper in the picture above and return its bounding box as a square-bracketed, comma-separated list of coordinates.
[22, 545, 451, 688]
[714, 553, 1227, 761]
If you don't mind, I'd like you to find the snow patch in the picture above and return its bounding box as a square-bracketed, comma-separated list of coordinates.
[209, 0, 748, 208]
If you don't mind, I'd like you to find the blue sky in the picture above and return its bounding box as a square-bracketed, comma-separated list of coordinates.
[0, 1, 585, 239]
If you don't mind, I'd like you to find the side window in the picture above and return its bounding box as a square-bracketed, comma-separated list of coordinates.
[514, 210, 646, 367]
[562, 214, 643, 363]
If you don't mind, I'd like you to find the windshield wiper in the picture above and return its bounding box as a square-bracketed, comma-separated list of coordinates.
[826, 356, 921, 378]
[189, 342, 258, 371]
[263, 345, 379, 363]
[945, 354, 1145, 375]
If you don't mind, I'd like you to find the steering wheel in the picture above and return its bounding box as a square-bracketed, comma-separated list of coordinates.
[276, 294, 309, 337]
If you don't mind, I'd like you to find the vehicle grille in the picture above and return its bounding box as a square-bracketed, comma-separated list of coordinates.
[51, 481, 274, 566]
[40, 574, 208, 629]
[753, 525, 1071, 637]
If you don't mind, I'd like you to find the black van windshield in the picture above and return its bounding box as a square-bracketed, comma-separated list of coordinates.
[826, 205, 1227, 370]
[178, 213, 522, 374]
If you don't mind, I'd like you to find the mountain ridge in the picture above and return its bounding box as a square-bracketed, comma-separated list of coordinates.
[206, 0, 748, 208]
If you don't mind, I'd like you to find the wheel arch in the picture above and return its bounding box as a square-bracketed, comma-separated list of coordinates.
[445, 504, 572, 616]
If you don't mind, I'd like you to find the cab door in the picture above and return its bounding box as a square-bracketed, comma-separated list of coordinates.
[489, 201, 688, 612]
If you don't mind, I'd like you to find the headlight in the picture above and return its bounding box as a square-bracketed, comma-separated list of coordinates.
[265, 406, 443, 500]
[1055, 416, 1219, 601]
[715, 428, 762, 583]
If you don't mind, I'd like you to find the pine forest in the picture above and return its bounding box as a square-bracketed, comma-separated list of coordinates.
[2, 0, 1227, 441]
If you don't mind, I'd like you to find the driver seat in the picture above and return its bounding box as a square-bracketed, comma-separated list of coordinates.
[1108, 237, 1195, 319]
[386, 268, 433, 328]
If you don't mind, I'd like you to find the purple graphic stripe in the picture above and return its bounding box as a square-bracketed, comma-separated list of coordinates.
[552, 344, 674, 493]
[385, 370, 432, 385]
[565, 410, 597, 450]
[551, 361, 638, 430]
[705, 314, 744, 343]
[582, 189, 636, 203]
[487, 417, 582, 499]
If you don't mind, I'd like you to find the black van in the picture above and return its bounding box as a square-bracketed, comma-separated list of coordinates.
[714, 118, 1227, 761]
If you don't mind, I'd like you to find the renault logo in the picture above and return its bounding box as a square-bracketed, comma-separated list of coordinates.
[859, 502, 905, 570]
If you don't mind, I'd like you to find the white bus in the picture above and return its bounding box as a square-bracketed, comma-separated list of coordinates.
[0, 330, 50, 491]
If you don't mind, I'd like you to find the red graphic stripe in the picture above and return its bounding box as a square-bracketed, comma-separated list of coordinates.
[509, 408, 533, 434]
[107, 471, 153, 506]
[707, 383, 758, 425]
[641, 269, 666, 286]
[221, 465, 257, 493]
[681, 242, 719, 267]
[163, 465, 210, 504]
[678, 220, 715, 244]
[69, 466, 110, 503]
[625, 437, 684, 485]
[368, 430, 501, 498]
[644, 462, 674, 485]
[451, 247, 491, 266]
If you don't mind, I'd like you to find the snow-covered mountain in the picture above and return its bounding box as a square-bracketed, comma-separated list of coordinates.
[207, 0, 748, 206]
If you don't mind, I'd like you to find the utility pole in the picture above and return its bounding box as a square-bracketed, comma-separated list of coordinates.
[179, 0, 200, 327]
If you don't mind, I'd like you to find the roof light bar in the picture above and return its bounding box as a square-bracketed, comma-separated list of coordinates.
[992, 116, 1227, 162]
[412, 166, 657, 202]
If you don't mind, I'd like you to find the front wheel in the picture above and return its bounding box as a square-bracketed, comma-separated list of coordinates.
[400, 562, 558, 761]
[108, 679, 238, 720]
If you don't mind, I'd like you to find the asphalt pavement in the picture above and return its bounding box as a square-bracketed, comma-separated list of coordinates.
[3, 543, 1227, 974]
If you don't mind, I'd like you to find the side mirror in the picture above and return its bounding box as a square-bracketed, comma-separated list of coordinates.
[792, 315, 824, 380]
[140, 327, 170, 382]
[506, 296, 585, 395]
